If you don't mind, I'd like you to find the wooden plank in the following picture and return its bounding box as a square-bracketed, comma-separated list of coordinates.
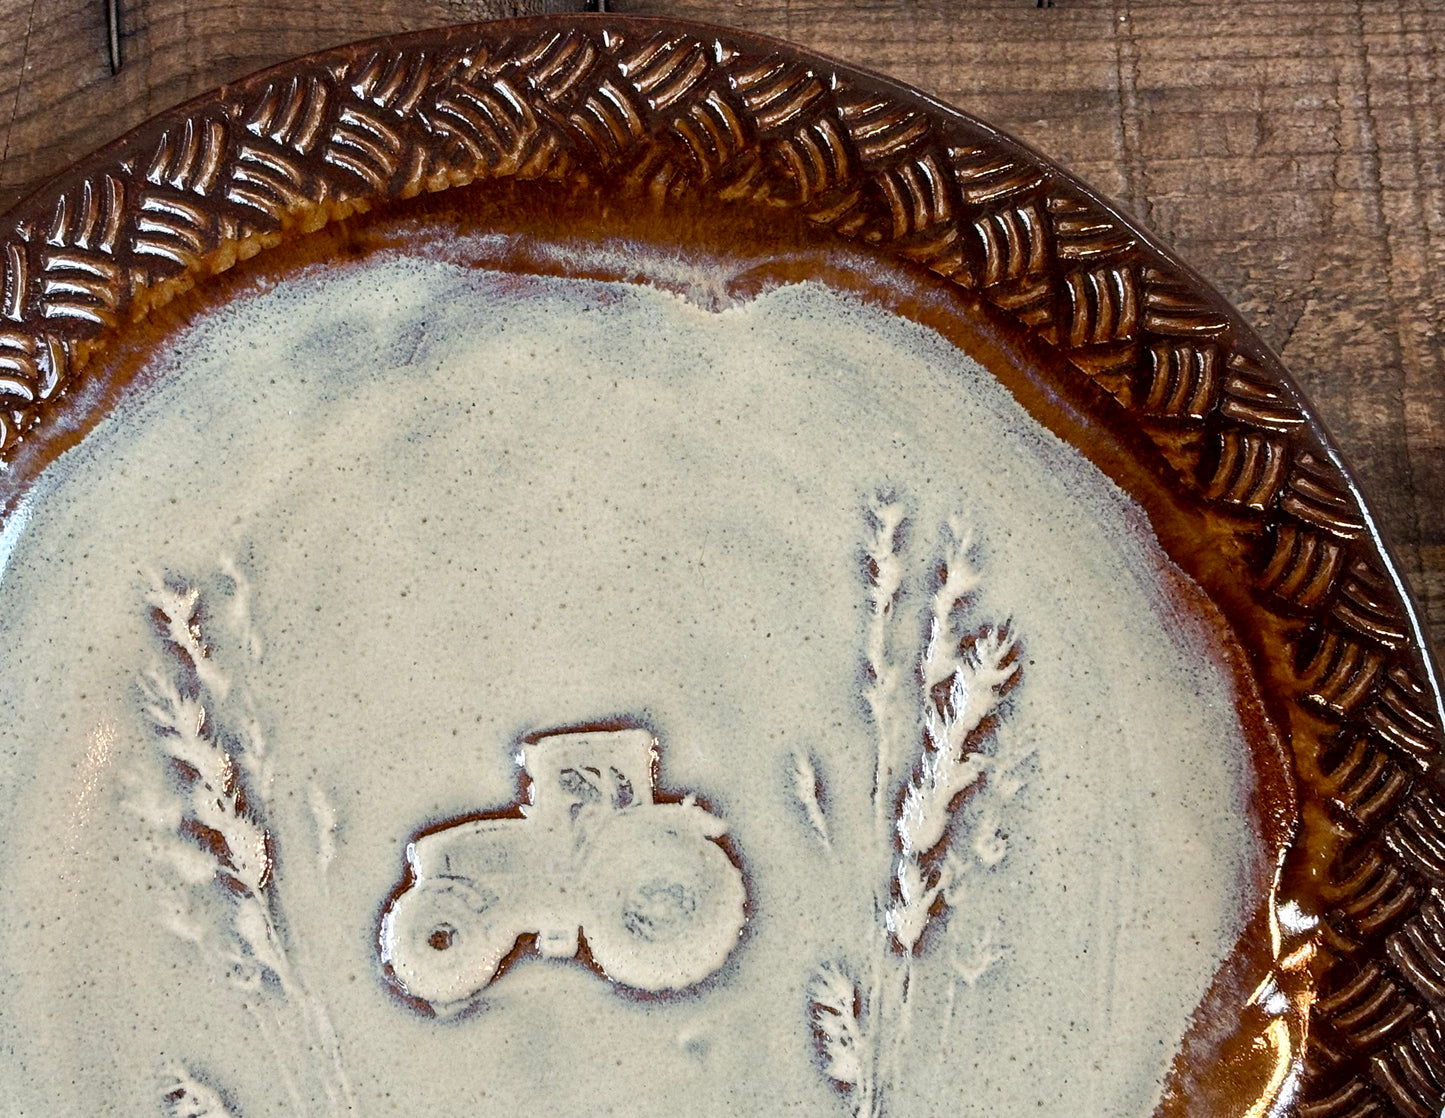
[0, 0, 1439, 667]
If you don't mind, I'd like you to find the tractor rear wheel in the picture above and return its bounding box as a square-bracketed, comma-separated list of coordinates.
[583, 830, 745, 992]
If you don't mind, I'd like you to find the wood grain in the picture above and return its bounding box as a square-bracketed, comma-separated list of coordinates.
[0, 0, 1439, 673]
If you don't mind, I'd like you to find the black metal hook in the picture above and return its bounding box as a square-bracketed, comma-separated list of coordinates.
[105, 0, 122, 74]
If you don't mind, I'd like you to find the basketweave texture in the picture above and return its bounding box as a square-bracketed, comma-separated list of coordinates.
[0, 17, 1442, 1116]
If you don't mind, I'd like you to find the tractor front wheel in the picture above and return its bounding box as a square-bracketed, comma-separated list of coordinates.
[382, 878, 515, 1011]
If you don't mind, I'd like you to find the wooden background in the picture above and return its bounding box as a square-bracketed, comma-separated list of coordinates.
[0, 0, 1440, 670]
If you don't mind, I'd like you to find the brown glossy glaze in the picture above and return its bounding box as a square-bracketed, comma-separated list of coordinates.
[0, 17, 1441, 1117]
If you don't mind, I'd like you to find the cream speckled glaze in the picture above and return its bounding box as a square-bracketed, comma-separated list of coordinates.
[0, 249, 1269, 1115]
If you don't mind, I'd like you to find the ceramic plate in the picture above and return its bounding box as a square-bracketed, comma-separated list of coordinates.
[0, 17, 1441, 1118]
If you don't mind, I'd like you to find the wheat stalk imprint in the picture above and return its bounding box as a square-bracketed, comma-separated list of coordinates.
[129, 571, 356, 1116]
[800, 501, 1029, 1116]
[161, 1067, 238, 1118]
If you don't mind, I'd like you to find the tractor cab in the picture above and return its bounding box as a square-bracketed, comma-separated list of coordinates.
[521, 728, 657, 823]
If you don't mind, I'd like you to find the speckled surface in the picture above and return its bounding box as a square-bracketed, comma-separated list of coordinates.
[0, 244, 1279, 1115]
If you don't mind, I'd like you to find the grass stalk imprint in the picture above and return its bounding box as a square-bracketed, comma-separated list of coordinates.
[803, 501, 1030, 1116]
[128, 572, 357, 1116]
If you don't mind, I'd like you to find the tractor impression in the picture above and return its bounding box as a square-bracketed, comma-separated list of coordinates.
[380, 728, 747, 1013]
